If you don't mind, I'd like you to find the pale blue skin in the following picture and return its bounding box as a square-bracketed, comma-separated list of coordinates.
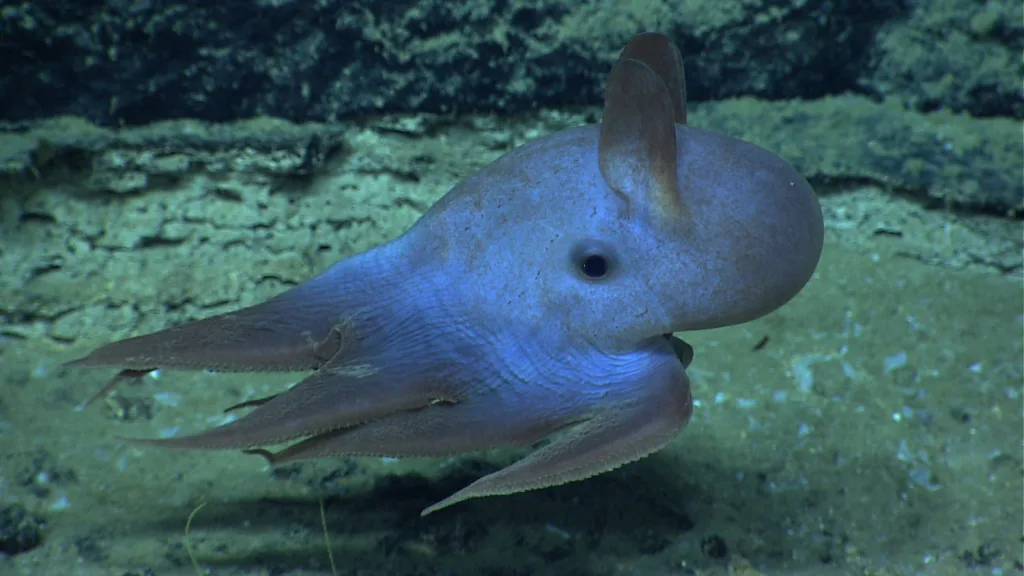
[68, 33, 824, 515]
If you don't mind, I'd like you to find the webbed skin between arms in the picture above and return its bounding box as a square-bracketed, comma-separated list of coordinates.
[66, 32, 824, 516]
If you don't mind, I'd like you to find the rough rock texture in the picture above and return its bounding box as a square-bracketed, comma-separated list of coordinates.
[1, 0, 1019, 128]
[693, 98, 1023, 215]
[860, 0, 1023, 118]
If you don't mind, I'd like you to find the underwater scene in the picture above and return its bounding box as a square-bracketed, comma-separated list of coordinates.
[0, 1, 1021, 575]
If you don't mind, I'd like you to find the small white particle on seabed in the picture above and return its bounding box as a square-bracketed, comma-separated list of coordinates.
[49, 495, 70, 510]
[883, 351, 908, 373]
[153, 391, 180, 406]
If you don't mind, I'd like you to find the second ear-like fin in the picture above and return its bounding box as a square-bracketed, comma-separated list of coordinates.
[598, 54, 682, 219]
[618, 32, 686, 125]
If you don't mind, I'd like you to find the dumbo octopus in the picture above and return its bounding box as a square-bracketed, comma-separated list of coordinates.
[68, 32, 824, 515]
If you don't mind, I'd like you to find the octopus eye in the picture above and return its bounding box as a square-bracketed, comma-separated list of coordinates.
[571, 239, 616, 281]
[580, 254, 608, 278]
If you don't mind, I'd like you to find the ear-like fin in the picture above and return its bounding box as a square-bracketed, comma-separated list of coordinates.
[618, 32, 686, 125]
[598, 55, 683, 219]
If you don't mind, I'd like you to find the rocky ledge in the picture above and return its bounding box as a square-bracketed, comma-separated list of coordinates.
[1, 0, 1020, 126]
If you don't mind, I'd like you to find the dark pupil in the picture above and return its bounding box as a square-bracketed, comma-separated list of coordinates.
[581, 254, 607, 278]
